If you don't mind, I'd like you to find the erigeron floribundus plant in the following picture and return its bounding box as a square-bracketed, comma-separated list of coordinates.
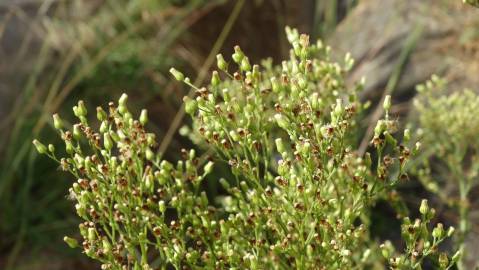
[34, 28, 457, 269]
[412, 76, 479, 269]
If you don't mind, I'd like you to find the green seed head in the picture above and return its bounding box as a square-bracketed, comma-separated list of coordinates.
[232, 45, 244, 63]
[211, 71, 221, 87]
[383, 95, 391, 112]
[96, 106, 107, 121]
[140, 109, 148, 125]
[104, 133, 113, 151]
[77, 100, 87, 117]
[64, 236, 79, 248]
[53, 114, 63, 130]
[119, 93, 128, 106]
[33, 140, 47, 154]
[169, 67, 185, 81]
[216, 54, 228, 71]
[183, 96, 198, 115]
[204, 161, 214, 175]
[419, 199, 429, 215]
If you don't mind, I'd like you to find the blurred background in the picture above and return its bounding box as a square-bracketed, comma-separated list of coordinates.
[0, 0, 478, 269]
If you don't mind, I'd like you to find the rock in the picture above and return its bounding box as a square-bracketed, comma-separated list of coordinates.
[329, 0, 479, 102]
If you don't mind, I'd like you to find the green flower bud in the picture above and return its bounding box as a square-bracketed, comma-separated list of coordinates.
[104, 133, 113, 151]
[188, 149, 196, 160]
[252, 65, 260, 81]
[240, 57, 251, 72]
[65, 141, 74, 154]
[73, 124, 81, 140]
[96, 106, 107, 121]
[75, 203, 86, 218]
[87, 227, 96, 241]
[77, 100, 87, 117]
[211, 71, 221, 87]
[300, 142, 311, 156]
[204, 161, 214, 175]
[102, 238, 111, 254]
[118, 93, 128, 106]
[72, 106, 80, 117]
[74, 154, 84, 166]
[413, 142, 421, 155]
[140, 109, 148, 125]
[118, 104, 128, 115]
[145, 147, 154, 161]
[374, 120, 387, 137]
[33, 140, 47, 154]
[419, 199, 429, 215]
[240, 181, 248, 193]
[275, 114, 289, 130]
[432, 223, 444, 239]
[216, 54, 228, 71]
[159, 200, 166, 213]
[292, 41, 301, 56]
[383, 95, 392, 111]
[271, 77, 281, 93]
[285, 26, 299, 43]
[169, 67, 185, 81]
[232, 45, 244, 63]
[53, 114, 63, 130]
[447, 226, 455, 237]
[275, 138, 286, 154]
[110, 130, 120, 142]
[48, 144, 55, 153]
[64, 236, 79, 248]
[147, 133, 156, 146]
[79, 223, 87, 236]
[85, 157, 93, 172]
[219, 178, 230, 189]
[183, 96, 198, 115]
[99, 121, 108, 133]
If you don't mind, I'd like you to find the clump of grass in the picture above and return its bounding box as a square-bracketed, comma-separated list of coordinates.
[35, 27, 459, 269]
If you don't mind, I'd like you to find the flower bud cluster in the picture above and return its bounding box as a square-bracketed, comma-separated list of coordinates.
[35, 95, 221, 269]
[381, 200, 456, 269]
